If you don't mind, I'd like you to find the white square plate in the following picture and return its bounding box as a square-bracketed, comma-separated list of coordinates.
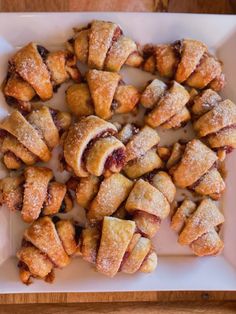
[0, 12, 236, 293]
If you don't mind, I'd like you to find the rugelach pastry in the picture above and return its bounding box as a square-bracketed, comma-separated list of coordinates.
[63, 115, 126, 177]
[0, 166, 73, 223]
[141, 79, 190, 128]
[17, 216, 80, 284]
[80, 216, 157, 276]
[168, 139, 225, 199]
[125, 172, 175, 238]
[171, 198, 224, 256]
[66, 69, 140, 120]
[68, 173, 133, 222]
[0, 105, 71, 169]
[3, 42, 80, 111]
[191, 89, 236, 157]
[142, 39, 225, 91]
[67, 20, 143, 71]
[117, 123, 161, 178]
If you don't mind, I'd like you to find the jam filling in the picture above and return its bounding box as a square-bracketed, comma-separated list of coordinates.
[59, 200, 66, 213]
[111, 26, 123, 45]
[37, 45, 49, 62]
[66, 176, 80, 192]
[104, 147, 126, 171]
[75, 224, 82, 245]
[81, 129, 116, 168]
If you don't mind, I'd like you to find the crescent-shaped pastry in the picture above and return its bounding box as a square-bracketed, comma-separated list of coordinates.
[17, 217, 78, 284]
[143, 80, 190, 129]
[66, 69, 140, 120]
[125, 173, 175, 238]
[0, 106, 71, 169]
[63, 115, 126, 177]
[4, 43, 80, 111]
[171, 198, 224, 256]
[87, 173, 133, 222]
[142, 39, 225, 91]
[116, 123, 162, 178]
[192, 90, 236, 155]
[67, 20, 143, 71]
[0, 166, 73, 223]
[80, 217, 157, 277]
[169, 139, 225, 199]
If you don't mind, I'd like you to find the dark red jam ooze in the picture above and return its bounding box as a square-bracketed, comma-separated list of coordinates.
[67, 38, 75, 45]
[37, 45, 49, 62]
[82, 129, 116, 167]
[52, 216, 61, 224]
[104, 148, 126, 170]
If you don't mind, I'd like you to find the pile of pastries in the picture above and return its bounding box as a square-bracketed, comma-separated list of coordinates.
[0, 20, 234, 285]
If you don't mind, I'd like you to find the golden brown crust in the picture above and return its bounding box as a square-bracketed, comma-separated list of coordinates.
[0, 110, 51, 163]
[66, 83, 94, 117]
[186, 54, 222, 89]
[113, 85, 140, 114]
[73, 29, 90, 63]
[151, 171, 176, 203]
[191, 90, 236, 152]
[17, 246, 53, 284]
[171, 198, 224, 256]
[193, 168, 225, 200]
[145, 81, 190, 128]
[42, 182, 67, 216]
[86, 70, 121, 119]
[175, 39, 207, 83]
[96, 217, 135, 277]
[123, 148, 163, 179]
[4, 42, 80, 111]
[22, 167, 53, 223]
[70, 20, 142, 71]
[17, 217, 78, 284]
[81, 217, 157, 277]
[142, 40, 225, 91]
[55, 220, 78, 256]
[66, 71, 139, 119]
[88, 173, 133, 222]
[105, 36, 138, 72]
[4, 73, 36, 101]
[125, 179, 170, 221]
[172, 139, 218, 188]
[46, 50, 80, 85]
[120, 236, 151, 274]
[88, 20, 118, 70]
[81, 226, 100, 264]
[194, 100, 236, 137]
[154, 45, 178, 78]
[75, 175, 100, 209]
[161, 106, 191, 129]
[191, 89, 222, 116]
[0, 106, 70, 169]
[24, 217, 71, 268]
[140, 79, 167, 109]
[0, 166, 72, 223]
[11, 43, 52, 100]
[125, 125, 160, 163]
[63, 115, 118, 177]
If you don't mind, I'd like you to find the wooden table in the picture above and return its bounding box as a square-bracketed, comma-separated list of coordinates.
[0, 1, 236, 313]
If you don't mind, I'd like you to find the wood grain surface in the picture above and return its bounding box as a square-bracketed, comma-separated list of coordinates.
[0, 0, 236, 312]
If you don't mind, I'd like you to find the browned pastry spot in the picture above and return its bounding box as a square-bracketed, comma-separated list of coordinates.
[17, 216, 78, 284]
[171, 198, 224, 256]
[0, 166, 73, 223]
[0, 106, 71, 169]
[80, 217, 157, 277]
